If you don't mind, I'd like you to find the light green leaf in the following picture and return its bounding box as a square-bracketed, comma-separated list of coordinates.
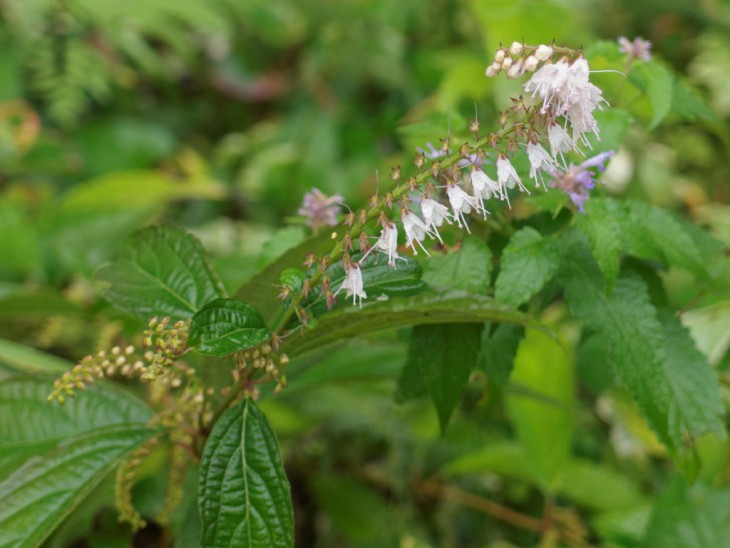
[630, 63, 674, 129]
[407, 323, 483, 433]
[0, 200, 42, 278]
[199, 398, 293, 548]
[97, 225, 226, 321]
[495, 227, 559, 307]
[189, 298, 271, 356]
[681, 301, 730, 366]
[422, 235, 492, 294]
[0, 338, 72, 374]
[507, 328, 573, 490]
[281, 290, 541, 357]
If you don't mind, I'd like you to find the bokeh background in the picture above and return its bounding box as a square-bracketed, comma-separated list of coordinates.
[1, 0, 730, 546]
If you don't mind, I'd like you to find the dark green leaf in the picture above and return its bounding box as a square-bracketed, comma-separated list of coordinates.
[408, 323, 483, 433]
[189, 298, 271, 356]
[199, 398, 293, 548]
[0, 338, 72, 373]
[422, 235, 492, 294]
[281, 290, 542, 357]
[477, 323, 524, 387]
[97, 225, 226, 321]
[495, 227, 559, 307]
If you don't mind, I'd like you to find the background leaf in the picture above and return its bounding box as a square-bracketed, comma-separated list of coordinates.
[97, 225, 226, 321]
[189, 298, 271, 356]
[199, 398, 294, 548]
[422, 235, 492, 294]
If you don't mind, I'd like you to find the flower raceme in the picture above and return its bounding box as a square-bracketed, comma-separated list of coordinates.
[303, 41, 622, 308]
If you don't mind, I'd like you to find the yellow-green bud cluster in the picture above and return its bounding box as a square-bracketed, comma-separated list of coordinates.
[234, 344, 289, 394]
[141, 317, 190, 381]
[115, 435, 160, 531]
[48, 345, 141, 403]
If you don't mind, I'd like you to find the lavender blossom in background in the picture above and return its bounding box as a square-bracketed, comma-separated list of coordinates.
[298, 188, 344, 231]
[618, 37, 652, 62]
[417, 142, 447, 160]
[549, 150, 615, 212]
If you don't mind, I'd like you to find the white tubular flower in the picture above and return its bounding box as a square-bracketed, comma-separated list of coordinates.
[470, 168, 500, 214]
[548, 122, 573, 163]
[373, 223, 400, 266]
[496, 154, 528, 195]
[523, 58, 570, 113]
[506, 59, 525, 80]
[526, 142, 557, 188]
[335, 262, 366, 307]
[402, 211, 431, 256]
[420, 197, 449, 242]
[446, 183, 476, 231]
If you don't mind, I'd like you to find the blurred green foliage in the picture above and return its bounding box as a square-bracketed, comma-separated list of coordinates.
[1, 0, 730, 546]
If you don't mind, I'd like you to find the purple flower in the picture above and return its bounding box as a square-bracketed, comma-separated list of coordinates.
[618, 37, 652, 62]
[417, 142, 447, 160]
[457, 152, 484, 169]
[298, 188, 344, 230]
[548, 151, 614, 212]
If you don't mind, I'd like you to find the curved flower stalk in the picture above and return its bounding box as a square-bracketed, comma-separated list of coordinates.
[281, 41, 616, 318]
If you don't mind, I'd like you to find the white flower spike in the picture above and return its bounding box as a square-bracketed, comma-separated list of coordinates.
[446, 183, 476, 231]
[335, 262, 366, 307]
[526, 142, 557, 188]
[420, 197, 450, 243]
[402, 211, 432, 256]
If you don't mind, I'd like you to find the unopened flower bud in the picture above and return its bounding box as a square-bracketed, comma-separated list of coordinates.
[485, 62, 500, 77]
[524, 55, 538, 72]
[494, 49, 506, 62]
[535, 44, 553, 61]
[501, 56, 513, 70]
[509, 41, 523, 57]
[506, 60, 524, 79]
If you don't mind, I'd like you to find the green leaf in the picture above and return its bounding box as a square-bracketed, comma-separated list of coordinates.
[559, 234, 725, 454]
[506, 328, 573, 490]
[0, 425, 154, 548]
[625, 201, 706, 278]
[189, 298, 271, 356]
[574, 197, 623, 290]
[0, 376, 154, 477]
[199, 398, 293, 548]
[257, 226, 306, 270]
[97, 225, 226, 321]
[643, 477, 730, 547]
[658, 310, 725, 442]
[0, 200, 42, 278]
[671, 78, 718, 123]
[0, 338, 72, 373]
[422, 235, 492, 294]
[477, 323, 524, 387]
[682, 300, 730, 366]
[629, 63, 674, 129]
[281, 290, 542, 357]
[559, 460, 646, 511]
[495, 227, 559, 307]
[0, 376, 155, 546]
[407, 323, 483, 432]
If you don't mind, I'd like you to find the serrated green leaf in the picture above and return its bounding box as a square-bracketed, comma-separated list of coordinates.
[574, 197, 623, 290]
[658, 310, 725, 442]
[629, 63, 674, 129]
[422, 236, 492, 294]
[495, 227, 559, 307]
[281, 290, 542, 357]
[559, 233, 724, 454]
[97, 225, 226, 321]
[477, 323, 524, 387]
[507, 328, 573, 489]
[189, 298, 271, 356]
[0, 376, 154, 477]
[199, 398, 293, 548]
[0, 425, 154, 548]
[408, 323, 483, 433]
[626, 201, 707, 278]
